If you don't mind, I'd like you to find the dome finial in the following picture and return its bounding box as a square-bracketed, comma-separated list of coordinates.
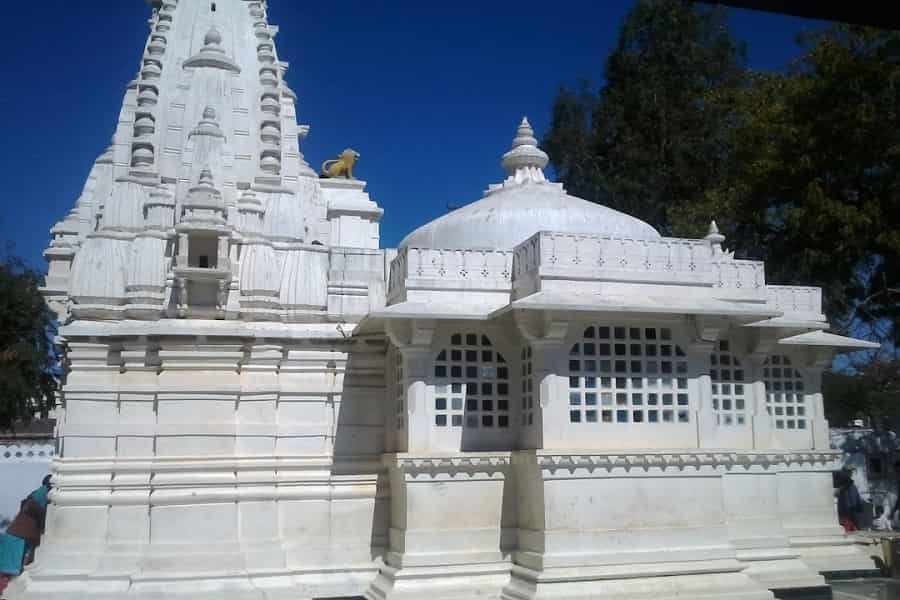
[501, 115, 548, 184]
[705, 219, 726, 254]
[512, 117, 537, 148]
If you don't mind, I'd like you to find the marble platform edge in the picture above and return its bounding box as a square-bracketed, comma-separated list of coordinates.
[771, 586, 833, 600]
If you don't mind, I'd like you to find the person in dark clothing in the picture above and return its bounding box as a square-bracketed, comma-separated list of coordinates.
[836, 469, 862, 532]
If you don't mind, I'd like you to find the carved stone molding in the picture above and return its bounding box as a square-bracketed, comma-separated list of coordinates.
[385, 452, 512, 479]
[519, 450, 840, 475]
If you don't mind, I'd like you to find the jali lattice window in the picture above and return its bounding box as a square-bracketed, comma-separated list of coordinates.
[568, 326, 690, 424]
[764, 355, 807, 430]
[711, 339, 747, 426]
[521, 346, 534, 426]
[434, 333, 510, 428]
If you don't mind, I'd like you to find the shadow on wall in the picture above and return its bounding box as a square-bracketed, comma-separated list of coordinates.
[332, 339, 390, 563]
[328, 332, 521, 569]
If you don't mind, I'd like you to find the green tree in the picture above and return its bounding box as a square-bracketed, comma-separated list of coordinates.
[546, 13, 899, 349]
[769, 27, 900, 345]
[707, 27, 900, 344]
[0, 255, 57, 430]
[824, 360, 900, 426]
[544, 0, 747, 235]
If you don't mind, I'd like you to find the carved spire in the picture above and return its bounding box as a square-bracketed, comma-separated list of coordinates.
[180, 168, 226, 227]
[198, 167, 215, 189]
[183, 26, 241, 73]
[97, 144, 115, 165]
[500, 117, 548, 185]
[190, 106, 225, 139]
[238, 190, 265, 235]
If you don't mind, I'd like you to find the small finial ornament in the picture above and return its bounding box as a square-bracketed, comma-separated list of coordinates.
[190, 106, 224, 139]
[183, 26, 241, 73]
[512, 117, 539, 148]
[500, 116, 548, 184]
[706, 220, 725, 242]
[705, 219, 726, 255]
[238, 189, 264, 214]
[204, 26, 223, 47]
[199, 168, 214, 187]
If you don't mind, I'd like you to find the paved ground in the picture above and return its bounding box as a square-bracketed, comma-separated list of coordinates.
[832, 579, 900, 599]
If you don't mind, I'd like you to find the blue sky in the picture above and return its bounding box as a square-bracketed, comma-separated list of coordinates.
[0, 1, 824, 268]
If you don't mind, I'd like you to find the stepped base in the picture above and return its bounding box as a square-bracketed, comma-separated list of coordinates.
[500, 559, 777, 600]
[738, 551, 827, 591]
[364, 561, 510, 600]
[792, 537, 878, 575]
[5, 565, 377, 600]
[770, 586, 833, 600]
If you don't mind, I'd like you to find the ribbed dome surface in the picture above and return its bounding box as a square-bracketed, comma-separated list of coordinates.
[399, 117, 660, 250]
[399, 184, 660, 250]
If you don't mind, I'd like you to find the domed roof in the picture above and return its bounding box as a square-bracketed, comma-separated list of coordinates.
[399, 118, 660, 250]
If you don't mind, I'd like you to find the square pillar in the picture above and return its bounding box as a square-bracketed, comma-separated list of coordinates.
[366, 453, 512, 600]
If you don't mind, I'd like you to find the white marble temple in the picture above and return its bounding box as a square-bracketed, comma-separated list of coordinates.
[10, 1, 880, 599]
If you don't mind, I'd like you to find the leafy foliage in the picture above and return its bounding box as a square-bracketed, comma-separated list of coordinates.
[545, 4, 899, 351]
[0, 255, 58, 429]
[545, 2, 900, 418]
[824, 360, 900, 426]
[544, 0, 747, 236]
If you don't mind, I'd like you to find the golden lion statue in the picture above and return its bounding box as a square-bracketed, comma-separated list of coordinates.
[321, 148, 360, 179]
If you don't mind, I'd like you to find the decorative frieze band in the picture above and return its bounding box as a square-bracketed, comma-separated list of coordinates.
[525, 450, 840, 474]
[0, 442, 56, 463]
[386, 452, 512, 472]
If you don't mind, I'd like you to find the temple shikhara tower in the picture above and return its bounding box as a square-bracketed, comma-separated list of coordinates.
[12, 1, 880, 599]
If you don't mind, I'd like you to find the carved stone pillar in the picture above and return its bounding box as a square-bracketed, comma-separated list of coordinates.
[216, 235, 229, 270]
[366, 454, 513, 600]
[747, 354, 775, 450]
[797, 348, 833, 451]
[687, 337, 717, 448]
[514, 312, 568, 450]
[177, 232, 188, 267]
[385, 319, 435, 453]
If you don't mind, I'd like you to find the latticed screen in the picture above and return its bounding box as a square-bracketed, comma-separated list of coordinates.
[521, 346, 534, 426]
[710, 339, 747, 426]
[568, 326, 690, 424]
[763, 355, 807, 430]
[433, 333, 510, 428]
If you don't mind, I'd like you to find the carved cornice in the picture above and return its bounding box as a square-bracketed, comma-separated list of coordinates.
[386, 453, 512, 476]
[524, 450, 840, 474]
